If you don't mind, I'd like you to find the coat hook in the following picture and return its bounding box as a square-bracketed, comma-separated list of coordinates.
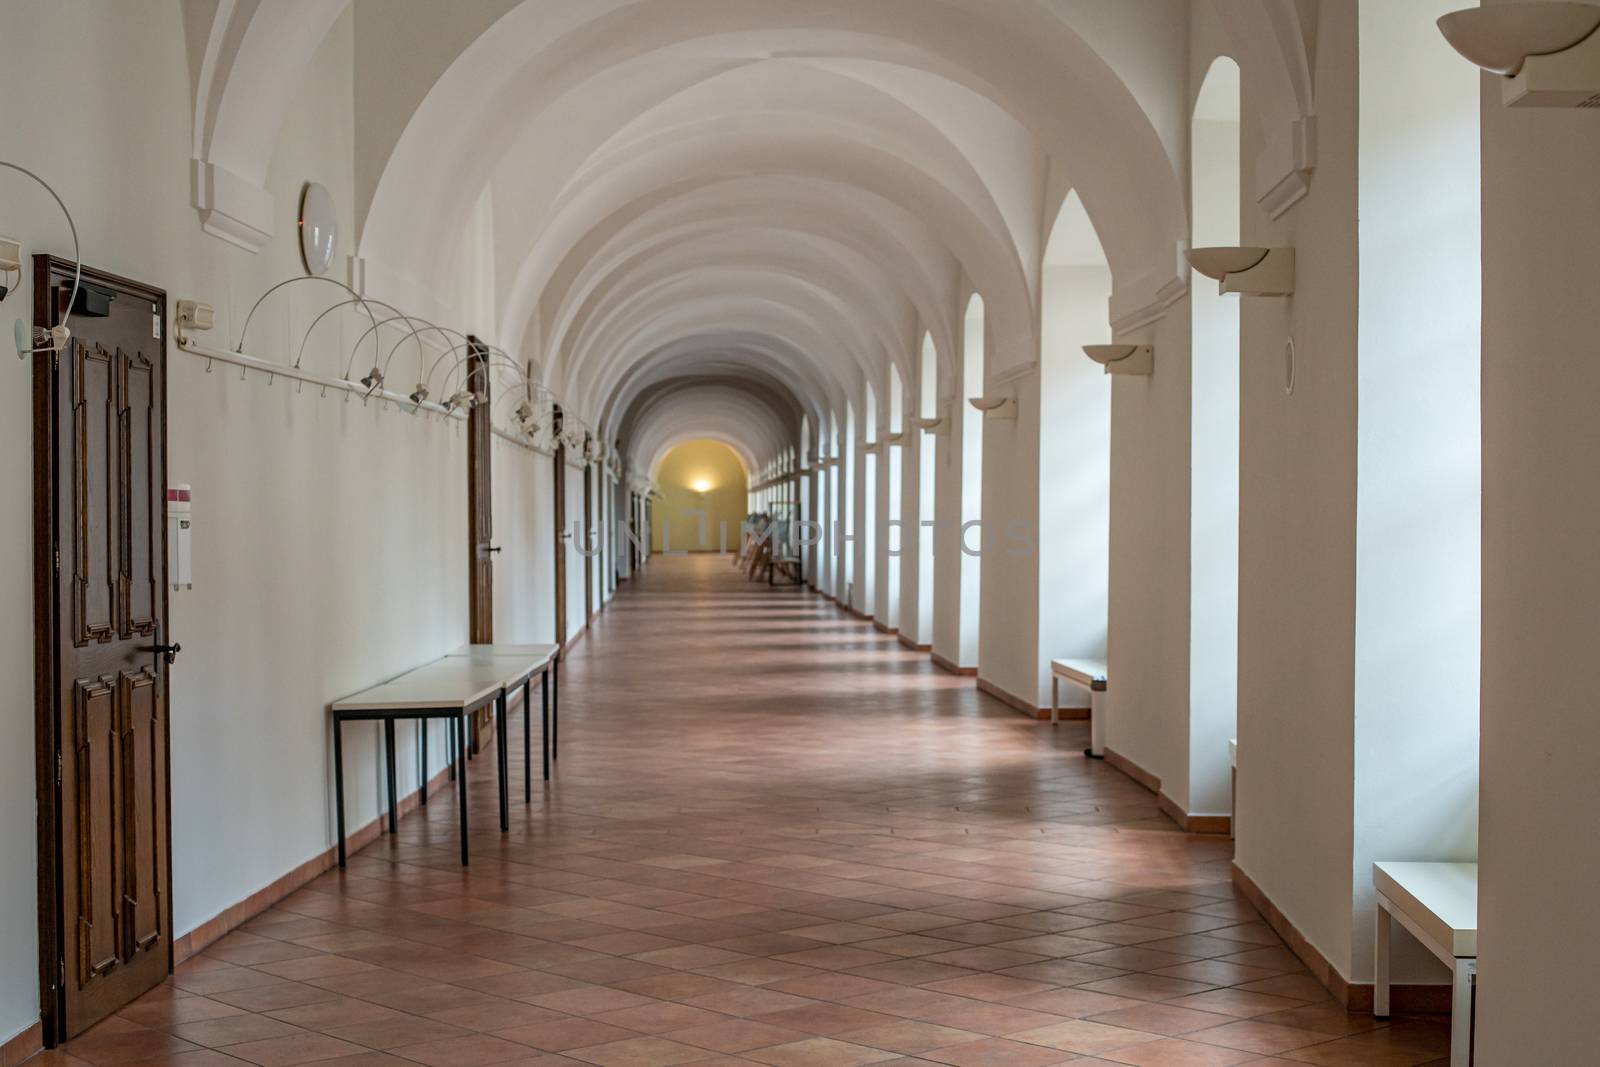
[205, 356, 213, 373]
[240, 364, 247, 381]
[296, 379, 304, 394]
[320, 384, 327, 399]
[267, 371, 275, 387]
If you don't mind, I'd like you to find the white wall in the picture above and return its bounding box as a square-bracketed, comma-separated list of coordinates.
[0, 2, 548, 1043]
[1476, 5, 1600, 1054]
[1231, 0, 1361, 974]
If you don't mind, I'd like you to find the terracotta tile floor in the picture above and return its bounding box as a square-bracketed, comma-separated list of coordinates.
[42, 555, 1448, 1067]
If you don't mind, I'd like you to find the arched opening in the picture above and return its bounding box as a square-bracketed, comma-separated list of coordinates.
[1037, 191, 1111, 709]
[860, 381, 878, 616]
[843, 400, 857, 604]
[1188, 56, 1241, 821]
[885, 367, 905, 632]
[915, 333, 938, 645]
[959, 294, 986, 667]
[650, 439, 750, 552]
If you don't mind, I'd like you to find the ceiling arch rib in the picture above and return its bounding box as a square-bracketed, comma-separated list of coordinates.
[561, 249, 911, 412]
[534, 180, 954, 387]
[577, 295, 863, 423]
[503, 120, 1030, 392]
[600, 337, 831, 448]
[359, 0, 1189, 333]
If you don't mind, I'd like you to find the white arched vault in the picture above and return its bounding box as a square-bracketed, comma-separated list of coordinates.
[183, 0, 1309, 487]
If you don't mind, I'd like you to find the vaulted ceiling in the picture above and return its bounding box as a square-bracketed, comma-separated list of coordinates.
[185, 0, 1313, 481]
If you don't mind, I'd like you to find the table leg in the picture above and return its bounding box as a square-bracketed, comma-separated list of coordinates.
[1374, 899, 1391, 1019]
[1051, 676, 1059, 726]
[552, 657, 559, 760]
[542, 668, 551, 781]
[455, 711, 470, 866]
[496, 691, 509, 832]
[522, 678, 531, 803]
[447, 718, 456, 780]
[333, 716, 347, 868]
[1451, 958, 1475, 1067]
[419, 721, 428, 806]
[384, 718, 398, 834]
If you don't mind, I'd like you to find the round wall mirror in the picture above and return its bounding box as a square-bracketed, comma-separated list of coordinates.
[298, 182, 338, 276]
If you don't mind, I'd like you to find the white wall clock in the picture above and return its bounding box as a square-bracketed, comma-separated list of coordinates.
[298, 182, 338, 276]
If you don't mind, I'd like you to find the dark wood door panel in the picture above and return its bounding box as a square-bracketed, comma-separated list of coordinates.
[119, 668, 162, 958]
[36, 257, 172, 1043]
[70, 676, 120, 987]
[120, 349, 158, 638]
[73, 342, 116, 647]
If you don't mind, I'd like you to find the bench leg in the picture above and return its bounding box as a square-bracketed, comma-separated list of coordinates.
[1452, 958, 1475, 1067]
[455, 711, 470, 866]
[1374, 899, 1391, 1019]
[496, 691, 509, 832]
[333, 717, 346, 868]
[1051, 676, 1059, 726]
[419, 721, 427, 806]
[384, 719, 398, 834]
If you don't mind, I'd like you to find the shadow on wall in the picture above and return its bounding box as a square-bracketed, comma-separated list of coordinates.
[652, 439, 751, 551]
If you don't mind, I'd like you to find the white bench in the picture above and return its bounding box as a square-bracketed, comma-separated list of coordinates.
[1049, 658, 1107, 757]
[1373, 861, 1478, 1066]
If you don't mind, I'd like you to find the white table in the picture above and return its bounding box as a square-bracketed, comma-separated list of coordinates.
[1050, 658, 1108, 757]
[1373, 861, 1478, 1066]
[445, 644, 560, 808]
[331, 657, 514, 866]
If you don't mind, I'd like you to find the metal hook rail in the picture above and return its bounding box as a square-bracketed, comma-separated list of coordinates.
[177, 336, 466, 420]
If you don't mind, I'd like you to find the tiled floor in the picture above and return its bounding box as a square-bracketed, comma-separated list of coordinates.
[43, 555, 1447, 1067]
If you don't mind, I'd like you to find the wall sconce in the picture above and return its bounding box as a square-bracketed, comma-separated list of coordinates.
[1187, 246, 1295, 296]
[409, 384, 430, 406]
[910, 404, 949, 434]
[1082, 344, 1155, 376]
[3, 161, 81, 359]
[175, 299, 215, 347]
[885, 431, 905, 446]
[442, 389, 475, 414]
[690, 478, 713, 494]
[358, 366, 384, 395]
[968, 395, 1018, 419]
[513, 400, 534, 424]
[1438, 2, 1600, 106]
[0, 235, 19, 301]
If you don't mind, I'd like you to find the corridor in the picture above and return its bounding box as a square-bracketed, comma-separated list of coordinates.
[53, 557, 1447, 1067]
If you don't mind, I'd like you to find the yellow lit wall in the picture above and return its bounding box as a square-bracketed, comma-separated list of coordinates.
[651, 439, 751, 552]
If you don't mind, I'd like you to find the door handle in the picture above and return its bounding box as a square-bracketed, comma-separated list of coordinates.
[142, 623, 180, 667]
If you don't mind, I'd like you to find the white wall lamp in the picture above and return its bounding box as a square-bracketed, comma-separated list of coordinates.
[3, 161, 81, 358]
[885, 431, 906, 446]
[968, 395, 1018, 419]
[175, 300, 215, 347]
[1438, 2, 1600, 107]
[1083, 344, 1155, 377]
[910, 404, 949, 434]
[0, 235, 20, 301]
[1188, 247, 1295, 296]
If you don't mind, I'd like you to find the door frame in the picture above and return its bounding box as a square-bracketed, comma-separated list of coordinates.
[32, 257, 173, 1047]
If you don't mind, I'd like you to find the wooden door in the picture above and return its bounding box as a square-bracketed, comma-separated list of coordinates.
[552, 406, 567, 649]
[33, 258, 172, 1043]
[583, 441, 594, 623]
[466, 336, 493, 643]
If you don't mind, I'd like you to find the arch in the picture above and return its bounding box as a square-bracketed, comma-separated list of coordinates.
[1188, 53, 1243, 817]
